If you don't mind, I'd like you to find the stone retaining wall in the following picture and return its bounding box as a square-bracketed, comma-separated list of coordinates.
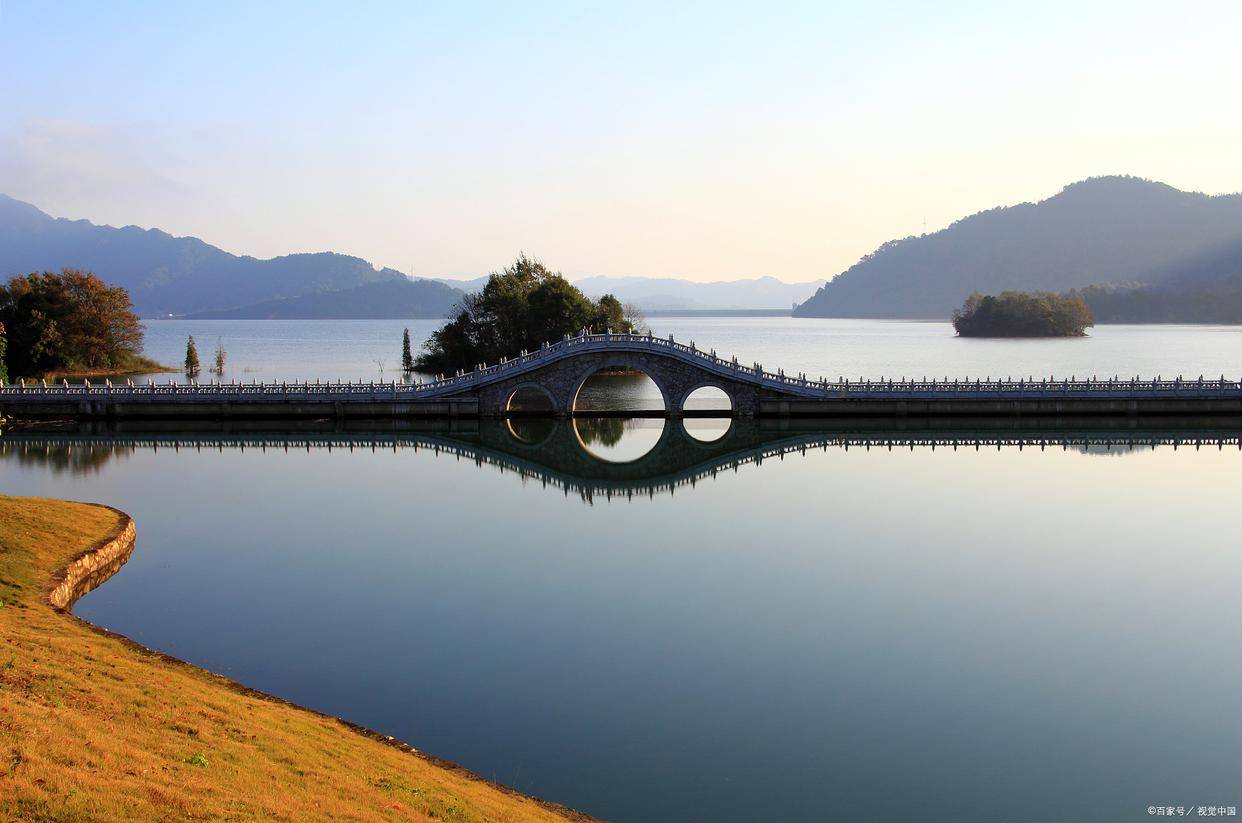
[45, 510, 136, 611]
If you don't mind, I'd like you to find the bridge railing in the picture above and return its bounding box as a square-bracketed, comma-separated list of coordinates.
[2, 328, 1241, 401]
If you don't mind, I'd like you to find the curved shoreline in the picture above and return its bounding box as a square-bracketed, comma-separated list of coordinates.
[43, 502, 597, 822]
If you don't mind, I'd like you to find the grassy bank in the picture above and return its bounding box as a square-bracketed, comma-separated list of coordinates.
[0, 496, 593, 823]
[33, 355, 175, 382]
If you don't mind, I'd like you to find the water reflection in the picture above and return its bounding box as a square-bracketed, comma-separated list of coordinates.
[505, 416, 556, 445]
[0, 441, 133, 475]
[6, 417, 1241, 492]
[683, 417, 732, 443]
[573, 417, 665, 462]
[6, 417, 1242, 822]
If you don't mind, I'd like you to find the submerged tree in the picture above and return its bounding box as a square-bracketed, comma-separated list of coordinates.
[952, 291, 1093, 337]
[212, 337, 227, 376]
[416, 254, 635, 373]
[184, 335, 201, 379]
[401, 328, 414, 373]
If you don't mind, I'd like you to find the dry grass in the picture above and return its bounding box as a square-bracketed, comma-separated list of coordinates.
[0, 496, 594, 823]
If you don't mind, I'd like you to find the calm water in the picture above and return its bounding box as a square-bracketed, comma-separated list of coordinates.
[6, 318, 1242, 821]
[137, 317, 1242, 385]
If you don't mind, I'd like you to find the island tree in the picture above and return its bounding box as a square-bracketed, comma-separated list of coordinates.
[212, 338, 227, 376]
[415, 254, 633, 373]
[185, 335, 201, 379]
[0, 270, 147, 378]
[952, 291, 1093, 337]
[401, 328, 415, 373]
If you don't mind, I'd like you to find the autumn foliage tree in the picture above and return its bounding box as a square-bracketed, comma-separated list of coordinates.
[0, 270, 146, 378]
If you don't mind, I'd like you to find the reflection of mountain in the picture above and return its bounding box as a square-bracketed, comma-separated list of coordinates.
[5, 417, 1239, 501]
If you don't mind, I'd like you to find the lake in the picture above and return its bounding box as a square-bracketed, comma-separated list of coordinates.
[5, 317, 1242, 821]
[136, 317, 1242, 385]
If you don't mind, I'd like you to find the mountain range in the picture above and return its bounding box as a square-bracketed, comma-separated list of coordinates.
[9, 178, 1242, 323]
[0, 195, 819, 318]
[794, 176, 1242, 319]
[0, 195, 461, 318]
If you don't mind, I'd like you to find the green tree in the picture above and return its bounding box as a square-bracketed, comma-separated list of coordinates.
[401, 328, 414, 373]
[952, 291, 1093, 337]
[0, 270, 146, 378]
[184, 335, 201, 379]
[416, 254, 636, 373]
[0, 323, 8, 384]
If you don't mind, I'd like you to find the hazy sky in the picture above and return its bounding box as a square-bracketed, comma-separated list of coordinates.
[3, 1, 1240, 282]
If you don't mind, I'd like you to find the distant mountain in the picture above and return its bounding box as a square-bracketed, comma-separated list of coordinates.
[0, 195, 407, 317]
[574, 275, 824, 310]
[184, 278, 464, 319]
[1072, 237, 1242, 323]
[794, 176, 1242, 319]
[434, 276, 490, 293]
[433, 274, 825, 310]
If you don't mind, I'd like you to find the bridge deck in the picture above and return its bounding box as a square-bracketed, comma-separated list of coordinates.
[3, 332, 1241, 419]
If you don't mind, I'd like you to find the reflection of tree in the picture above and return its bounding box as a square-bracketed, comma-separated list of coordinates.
[0, 444, 130, 476]
[1070, 445, 1145, 458]
[575, 417, 626, 447]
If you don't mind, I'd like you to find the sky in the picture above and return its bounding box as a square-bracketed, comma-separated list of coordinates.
[2, 1, 1241, 282]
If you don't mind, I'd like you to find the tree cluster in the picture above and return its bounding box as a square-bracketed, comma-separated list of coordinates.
[952, 291, 1093, 337]
[416, 254, 633, 373]
[0, 270, 146, 378]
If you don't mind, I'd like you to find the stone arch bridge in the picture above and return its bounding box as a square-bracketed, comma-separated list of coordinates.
[425, 330, 830, 416]
[5, 330, 1242, 420]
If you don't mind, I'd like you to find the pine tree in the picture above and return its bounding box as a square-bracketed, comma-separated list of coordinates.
[184, 335, 200, 379]
[401, 328, 415, 373]
[212, 337, 226, 376]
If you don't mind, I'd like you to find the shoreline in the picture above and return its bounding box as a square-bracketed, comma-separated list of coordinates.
[32, 360, 177, 382]
[3, 496, 596, 822]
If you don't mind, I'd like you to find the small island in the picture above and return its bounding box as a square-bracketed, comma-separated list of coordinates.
[416, 254, 639, 374]
[952, 290, 1094, 337]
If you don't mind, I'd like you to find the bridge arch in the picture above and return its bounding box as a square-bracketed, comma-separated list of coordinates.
[678, 382, 734, 414]
[504, 382, 560, 415]
[570, 359, 670, 415]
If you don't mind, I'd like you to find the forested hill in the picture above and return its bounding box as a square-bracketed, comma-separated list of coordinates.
[794, 177, 1242, 318]
[0, 195, 407, 317]
[185, 278, 463, 319]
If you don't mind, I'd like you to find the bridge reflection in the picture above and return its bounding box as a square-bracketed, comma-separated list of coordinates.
[4, 416, 1241, 502]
